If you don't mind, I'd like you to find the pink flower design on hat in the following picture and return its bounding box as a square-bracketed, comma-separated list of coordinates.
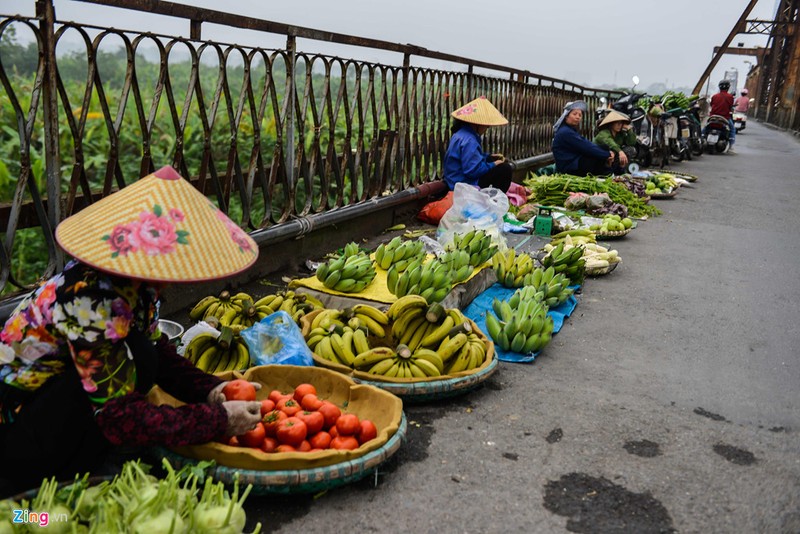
[455, 103, 478, 116]
[211, 202, 254, 254]
[102, 205, 189, 258]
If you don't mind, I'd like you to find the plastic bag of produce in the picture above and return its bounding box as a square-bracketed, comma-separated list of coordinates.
[565, 192, 589, 210]
[417, 191, 454, 225]
[241, 311, 314, 367]
[437, 182, 508, 250]
[585, 193, 611, 211]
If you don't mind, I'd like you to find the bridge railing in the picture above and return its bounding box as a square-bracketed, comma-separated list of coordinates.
[0, 0, 622, 299]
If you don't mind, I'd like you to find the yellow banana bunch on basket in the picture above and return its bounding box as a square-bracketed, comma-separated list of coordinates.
[183, 326, 251, 373]
[491, 249, 535, 288]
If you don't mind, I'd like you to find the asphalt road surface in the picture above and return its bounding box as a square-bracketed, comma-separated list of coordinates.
[244, 121, 800, 533]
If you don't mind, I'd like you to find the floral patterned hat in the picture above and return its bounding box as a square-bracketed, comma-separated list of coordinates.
[55, 166, 259, 283]
[451, 96, 508, 126]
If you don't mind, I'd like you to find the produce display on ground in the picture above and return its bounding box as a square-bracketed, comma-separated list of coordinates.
[6, 170, 700, 508]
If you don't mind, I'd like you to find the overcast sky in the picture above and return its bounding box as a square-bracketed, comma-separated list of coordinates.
[2, 0, 778, 94]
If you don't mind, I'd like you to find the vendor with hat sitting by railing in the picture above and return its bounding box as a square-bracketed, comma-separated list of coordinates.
[593, 110, 637, 174]
[443, 96, 513, 193]
[552, 101, 614, 177]
[0, 166, 264, 496]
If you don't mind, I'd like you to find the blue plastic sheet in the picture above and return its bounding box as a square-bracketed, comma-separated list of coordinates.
[463, 283, 578, 364]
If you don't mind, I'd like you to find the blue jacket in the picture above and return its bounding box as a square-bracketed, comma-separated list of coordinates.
[443, 125, 495, 190]
[552, 124, 610, 174]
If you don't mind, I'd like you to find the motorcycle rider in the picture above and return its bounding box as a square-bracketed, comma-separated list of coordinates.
[709, 79, 735, 153]
[734, 88, 751, 113]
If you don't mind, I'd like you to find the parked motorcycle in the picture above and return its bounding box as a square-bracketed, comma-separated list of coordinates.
[682, 101, 705, 156]
[703, 114, 731, 154]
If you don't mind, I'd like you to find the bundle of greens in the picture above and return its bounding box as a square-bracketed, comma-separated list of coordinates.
[523, 174, 661, 219]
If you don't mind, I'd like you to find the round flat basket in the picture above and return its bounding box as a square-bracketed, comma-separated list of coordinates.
[649, 189, 678, 199]
[157, 413, 407, 495]
[594, 228, 631, 239]
[585, 261, 619, 277]
[354, 355, 499, 403]
[672, 172, 698, 182]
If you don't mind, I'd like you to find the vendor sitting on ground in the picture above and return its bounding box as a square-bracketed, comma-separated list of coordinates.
[552, 101, 614, 177]
[593, 110, 637, 174]
[0, 166, 264, 496]
[443, 96, 512, 192]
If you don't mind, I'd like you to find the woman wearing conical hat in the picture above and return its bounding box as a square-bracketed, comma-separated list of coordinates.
[593, 110, 637, 174]
[552, 101, 614, 177]
[443, 96, 512, 192]
[0, 166, 263, 494]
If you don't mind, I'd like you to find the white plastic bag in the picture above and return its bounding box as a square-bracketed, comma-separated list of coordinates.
[437, 183, 509, 250]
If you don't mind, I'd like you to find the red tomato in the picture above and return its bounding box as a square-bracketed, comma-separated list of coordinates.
[300, 393, 324, 411]
[277, 398, 302, 417]
[276, 417, 308, 446]
[335, 413, 361, 436]
[330, 435, 359, 450]
[260, 399, 276, 417]
[297, 440, 312, 452]
[275, 444, 296, 453]
[227, 436, 239, 447]
[222, 380, 257, 402]
[262, 410, 287, 438]
[357, 419, 378, 444]
[309, 431, 332, 450]
[318, 401, 341, 430]
[295, 411, 324, 436]
[238, 422, 266, 448]
[260, 437, 278, 453]
[268, 389, 291, 403]
[293, 383, 317, 403]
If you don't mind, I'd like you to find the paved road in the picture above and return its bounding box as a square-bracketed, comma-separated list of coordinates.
[245, 121, 800, 533]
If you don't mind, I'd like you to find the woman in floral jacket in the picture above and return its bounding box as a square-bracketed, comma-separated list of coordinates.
[0, 166, 262, 495]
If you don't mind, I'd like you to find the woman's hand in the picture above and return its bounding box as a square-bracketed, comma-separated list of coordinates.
[618, 151, 629, 167]
[222, 400, 262, 436]
[207, 381, 262, 404]
[607, 151, 615, 165]
[490, 153, 505, 164]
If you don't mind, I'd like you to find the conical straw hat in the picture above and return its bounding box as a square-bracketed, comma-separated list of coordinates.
[451, 96, 508, 126]
[598, 110, 631, 129]
[56, 166, 259, 283]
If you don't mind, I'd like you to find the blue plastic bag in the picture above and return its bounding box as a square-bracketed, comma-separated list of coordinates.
[240, 311, 314, 367]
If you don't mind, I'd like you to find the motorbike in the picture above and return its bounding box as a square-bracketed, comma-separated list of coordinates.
[702, 114, 731, 154]
[733, 111, 747, 132]
[682, 101, 705, 156]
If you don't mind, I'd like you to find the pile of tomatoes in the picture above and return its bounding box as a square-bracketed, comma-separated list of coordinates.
[221, 380, 378, 453]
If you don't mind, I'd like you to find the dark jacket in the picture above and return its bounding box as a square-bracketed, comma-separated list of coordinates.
[443, 124, 495, 190]
[552, 124, 610, 174]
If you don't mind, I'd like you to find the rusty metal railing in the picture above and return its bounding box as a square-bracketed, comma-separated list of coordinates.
[0, 0, 622, 299]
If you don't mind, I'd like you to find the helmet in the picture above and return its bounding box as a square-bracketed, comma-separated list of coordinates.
[718, 80, 731, 91]
[741, 88, 748, 95]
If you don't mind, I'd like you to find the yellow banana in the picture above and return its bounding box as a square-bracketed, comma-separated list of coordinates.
[352, 347, 396, 369]
[352, 328, 371, 355]
[420, 315, 455, 348]
[412, 348, 444, 374]
[387, 295, 428, 320]
[398, 315, 428, 347]
[352, 304, 389, 325]
[367, 358, 396, 375]
[189, 295, 219, 321]
[384, 361, 401, 378]
[315, 336, 337, 363]
[195, 344, 222, 372]
[446, 343, 472, 374]
[411, 357, 441, 377]
[354, 313, 386, 338]
[407, 361, 427, 379]
[338, 329, 356, 365]
[437, 332, 468, 363]
[391, 307, 424, 338]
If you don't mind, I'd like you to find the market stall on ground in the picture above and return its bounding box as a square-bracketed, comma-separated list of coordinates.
[0, 165, 703, 514]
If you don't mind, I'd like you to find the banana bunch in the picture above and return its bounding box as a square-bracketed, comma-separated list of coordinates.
[188, 290, 243, 323]
[316, 248, 377, 293]
[184, 326, 251, 373]
[383, 296, 488, 375]
[492, 249, 535, 288]
[445, 228, 499, 267]
[541, 241, 586, 286]
[374, 236, 426, 271]
[307, 323, 364, 367]
[521, 267, 574, 307]
[548, 229, 596, 248]
[386, 258, 453, 303]
[252, 290, 322, 324]
[486, 296, 554, 354]
[435, 249, 474, 283]
[581, 243, 622, 273]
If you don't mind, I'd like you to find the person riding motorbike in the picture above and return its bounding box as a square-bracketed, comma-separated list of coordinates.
[593, 110, 637, 174]
[708, 80, 735, 153]
[734, 88, 750, 113]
